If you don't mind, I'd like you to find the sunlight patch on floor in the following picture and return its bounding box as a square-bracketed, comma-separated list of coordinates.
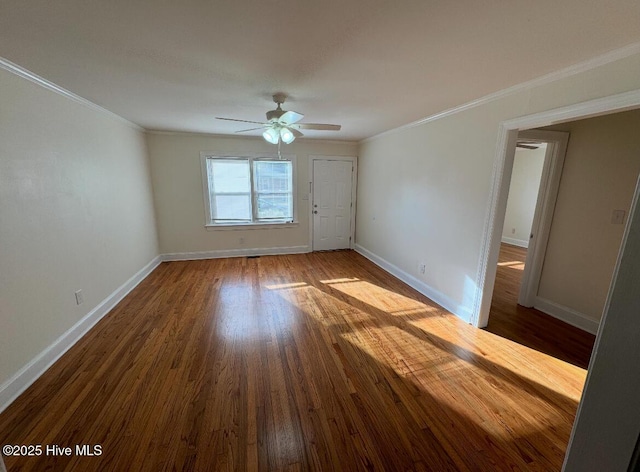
[386, 306, 438, 317]
[336, 315, 572, 441]
[319, 277, 360, 284]
[497, 261, 525, 270]
[269, 276, 586, 407]
[426, 323, 588, 402]
[321, 278, 439, 317]
[264, 282, 308, 290]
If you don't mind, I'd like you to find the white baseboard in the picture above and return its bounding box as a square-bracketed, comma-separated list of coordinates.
[162, 245, 311, 261]
[0, 255, 163, 414]
[354, 244, 473, 323]
[501, 236, 529, 248]
[534, 297, 600, 334]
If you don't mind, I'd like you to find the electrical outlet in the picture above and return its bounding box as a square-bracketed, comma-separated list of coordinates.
[238, 236, 245, 245]
[75, 290, 84, 305]
[511, 228, 516, 235]
[419, 263, 426, 275]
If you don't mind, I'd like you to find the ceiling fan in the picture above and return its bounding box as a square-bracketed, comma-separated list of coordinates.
[516, 141, 540, 150]
[216, 93, 341, 145]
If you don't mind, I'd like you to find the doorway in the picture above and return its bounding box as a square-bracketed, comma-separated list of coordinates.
[499, 139, 548, 310]
[482, 130, 564, 312]
[476, 105, 640, 360]
[490, 140, 547, 334]
[484, 131, 598, 366]
[470, 90, 640, 471]
[474, 92, 640, 330]
[500, 142, 547, 249]
[485, 129, 569, 314]
[309, 156, 357, 251]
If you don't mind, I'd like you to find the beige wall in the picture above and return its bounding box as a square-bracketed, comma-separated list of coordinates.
[146, 133, 357, 254]
[356, 51, 640, 322]
[564, 175, 640, 471]
[537, 110, 640, 321]
[0, 69, 159, 387]
[502, 146, 546, 246]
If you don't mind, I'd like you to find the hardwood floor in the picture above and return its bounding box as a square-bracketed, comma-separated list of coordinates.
[1, 250, 592, 471]
[486, 244, 596, 369]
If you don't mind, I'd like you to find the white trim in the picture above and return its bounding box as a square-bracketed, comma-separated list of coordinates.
[162, 245, 310, 261]
[0, 57, 143, 131]
[516, 130, 569, 307]
[355, 244, 473, 322]
[361, 41, 640, 144]
[0, 256, 162, 414]
[503, 89, 640, 131]
[205, 222, 299, 231]
[501, 237, 529, 248]
[309, 155, 358, 251]
[147, 129, 358, 146]
[534, 298, 600, 335]
[200, 152, 298, 227]
[472, 88, 640, 328]
[472, 125, 518, 326]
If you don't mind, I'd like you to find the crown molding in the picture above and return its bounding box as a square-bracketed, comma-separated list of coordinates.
[361, 41, 640, 144]
[0, 57, 143, 131]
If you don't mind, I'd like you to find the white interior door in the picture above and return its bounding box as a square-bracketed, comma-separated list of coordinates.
[312, 159, 353, 250]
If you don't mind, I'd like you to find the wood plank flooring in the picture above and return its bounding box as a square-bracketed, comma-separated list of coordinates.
[0, 250, 593, 471]
[485, 244, 596, 369]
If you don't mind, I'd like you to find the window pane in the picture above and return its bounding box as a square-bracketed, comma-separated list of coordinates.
[213, 194, 251, 221]
[254, 161, 292, 193]
[256, 193, 293, 220]
[209, 159, 250, 193]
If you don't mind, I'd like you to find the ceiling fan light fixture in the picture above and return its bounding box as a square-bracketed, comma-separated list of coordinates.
[218, 93, 341, 144]
[280, 127, 295, 144]
[263, 127, 280, 144]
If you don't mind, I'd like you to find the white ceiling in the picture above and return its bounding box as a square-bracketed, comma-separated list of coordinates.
[2, 0, 640, 141]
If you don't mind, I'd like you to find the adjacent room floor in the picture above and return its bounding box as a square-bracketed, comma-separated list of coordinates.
[0, 250, 595, 471]
[486, 243, 596, 369]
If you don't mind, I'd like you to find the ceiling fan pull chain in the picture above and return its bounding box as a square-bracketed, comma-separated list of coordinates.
[278, 139, 282, 160]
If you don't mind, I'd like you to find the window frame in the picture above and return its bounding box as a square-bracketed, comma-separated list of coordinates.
[200, 152, 297, 229]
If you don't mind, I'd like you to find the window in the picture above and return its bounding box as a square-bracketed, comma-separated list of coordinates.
[202, 155, 295, 226]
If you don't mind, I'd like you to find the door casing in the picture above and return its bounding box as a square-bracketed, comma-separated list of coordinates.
[515, 130, 569, 307]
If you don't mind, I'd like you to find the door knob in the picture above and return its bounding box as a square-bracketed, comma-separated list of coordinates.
[314, 204, 318, 208]
[313, 210, 318, 214]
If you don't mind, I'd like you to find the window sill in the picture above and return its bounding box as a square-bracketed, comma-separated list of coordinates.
[205, 221, 299, 231]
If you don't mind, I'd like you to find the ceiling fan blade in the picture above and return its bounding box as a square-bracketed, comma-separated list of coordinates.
[291, 128, 304, 138]
[216, 117, 267, 125]
[235, 127, 267, 133]
[279, 110, 304, 125]
[294, 123, 341, 131]
[516, 143, 539, 150]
